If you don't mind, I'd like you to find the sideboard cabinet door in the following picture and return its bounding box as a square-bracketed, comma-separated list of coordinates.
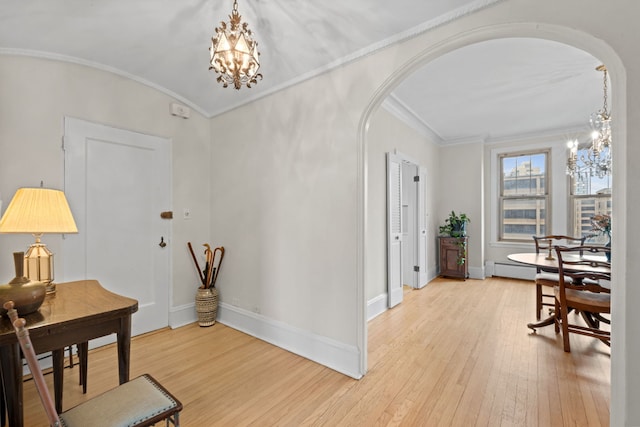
[439, 236, 468, 279]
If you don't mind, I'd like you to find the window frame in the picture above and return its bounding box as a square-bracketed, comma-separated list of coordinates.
[569, 176, 612, 243]
[498, 149, 551, 242]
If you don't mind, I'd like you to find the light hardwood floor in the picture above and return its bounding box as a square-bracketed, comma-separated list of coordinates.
[23, 277, 610, 426]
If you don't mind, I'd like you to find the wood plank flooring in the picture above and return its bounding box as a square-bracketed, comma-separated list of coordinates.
[23, 277, 610, 426]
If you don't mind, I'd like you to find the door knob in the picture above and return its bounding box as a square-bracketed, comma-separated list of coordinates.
[159, 237, 167, 248]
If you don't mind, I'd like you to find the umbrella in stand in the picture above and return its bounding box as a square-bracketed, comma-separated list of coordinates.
[211, 246, 225, 288]
[187, 242, 205, 287]
[203, 244, 214, 289]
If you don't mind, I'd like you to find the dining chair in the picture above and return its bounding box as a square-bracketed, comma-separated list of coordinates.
[532, 235, 586, 319]
[0, 342, 88, 418]
[553, 245, 611, 352]
[4, 301, 182, 427]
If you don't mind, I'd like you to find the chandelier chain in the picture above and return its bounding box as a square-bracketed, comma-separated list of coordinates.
[601, 66, 609, 117]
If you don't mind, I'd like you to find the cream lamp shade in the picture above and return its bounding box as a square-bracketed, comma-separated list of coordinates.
[0, 188, 78, 293]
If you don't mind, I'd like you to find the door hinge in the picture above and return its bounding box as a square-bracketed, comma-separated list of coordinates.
[414, 265, 420, 272]
[414, 175, 420, 182]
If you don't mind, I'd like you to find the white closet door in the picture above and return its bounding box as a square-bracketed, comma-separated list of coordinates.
[387, 153, 403, 308]
[417, 167, 428, 288]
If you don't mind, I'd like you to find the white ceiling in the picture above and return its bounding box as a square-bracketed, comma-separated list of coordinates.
[0, 0, 605, 144]
[391, 38, 604, 143]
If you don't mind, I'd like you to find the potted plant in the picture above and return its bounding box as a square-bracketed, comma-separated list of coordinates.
[439, 211, 470, 237]
[591, 213, 611, 261]
[439, 211, 470, 266]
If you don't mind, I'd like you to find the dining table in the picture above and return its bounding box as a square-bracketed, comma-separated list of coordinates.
[507, 252, 611, 331]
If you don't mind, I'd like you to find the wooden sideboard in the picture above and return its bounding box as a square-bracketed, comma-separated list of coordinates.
[439, 236, 468, 279]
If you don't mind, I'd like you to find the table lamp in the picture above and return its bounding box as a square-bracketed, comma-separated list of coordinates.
[0, 187, 78, 294]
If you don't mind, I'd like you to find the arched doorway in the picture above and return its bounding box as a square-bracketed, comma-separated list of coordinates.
[356, 22, 626, 419]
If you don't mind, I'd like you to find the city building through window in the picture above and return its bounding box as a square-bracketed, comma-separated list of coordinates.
[570, 147, 612, 244]
[499, 151, 549, 241]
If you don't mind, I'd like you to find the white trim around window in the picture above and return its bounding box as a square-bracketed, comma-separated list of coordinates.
[489, 138, 570, 248]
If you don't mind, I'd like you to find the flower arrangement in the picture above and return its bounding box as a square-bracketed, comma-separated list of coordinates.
[591, 214, 611, 236]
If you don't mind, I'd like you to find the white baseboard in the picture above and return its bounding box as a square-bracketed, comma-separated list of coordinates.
[170, 301, 362, 379]
[368, 269, 441, 321]
[217, 302, 362, 379]
[169, 302, 197, 328]
[468, 265, 485, 279]
[367, 293, 388, 321]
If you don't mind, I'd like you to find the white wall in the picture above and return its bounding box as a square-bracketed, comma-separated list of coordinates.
[366, 108, 438, 301]
[366, 107, 440, 300]
[0, 55, 211, 313]
[437, 142, 485, 278]
[483, 133, 573, 264]
[2, 0, 639, 422]
[352, 0, 637, 423]
[208, 67, 365, 346]
[208, 0, 639, 420]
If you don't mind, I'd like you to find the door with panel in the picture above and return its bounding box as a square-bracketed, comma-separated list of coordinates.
[387, 153, 403, 308]
[63, 117, 171, 340]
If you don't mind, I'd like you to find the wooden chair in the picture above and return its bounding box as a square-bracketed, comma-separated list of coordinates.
[553, 246, 611, 352]
[4, 301, 182, 427]
[0, 342, 88, 419]
[532, 235, 586, 319]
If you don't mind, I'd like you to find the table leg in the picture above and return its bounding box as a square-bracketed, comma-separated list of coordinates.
[527, 314, 556, 331]
[581, 312, 611, 346]
[79, 342, 88, 393]
[0, 344, 22, 427]
[52, 349, 64, 413]
[1, 362, 5, 427]
[116, 315, 132, 384]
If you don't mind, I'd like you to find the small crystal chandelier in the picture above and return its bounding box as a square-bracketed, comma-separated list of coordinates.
[209, 0, 262, 90]
[567, 65, 612, 179]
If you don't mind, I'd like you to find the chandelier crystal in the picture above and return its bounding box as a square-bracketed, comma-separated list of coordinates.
[567, 65, 612, 179]
[209, 0, 262, 90]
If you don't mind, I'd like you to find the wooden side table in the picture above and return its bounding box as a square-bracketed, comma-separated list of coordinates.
[439, 236, 468, 279]
[0, 280, 138, 427]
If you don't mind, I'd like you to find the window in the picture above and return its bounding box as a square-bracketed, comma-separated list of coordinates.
[499, 150, 549, 241]
[570, 149, 612, 244]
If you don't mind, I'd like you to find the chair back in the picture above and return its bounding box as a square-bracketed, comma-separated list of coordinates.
[533, 235, 586, 253]
[533, 235, 586, 272]
[555, 245, 611, 294]
[4, 301, 61, 427]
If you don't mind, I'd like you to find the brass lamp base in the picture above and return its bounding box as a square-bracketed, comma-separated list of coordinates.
[45, 281, 56, 294]
[24, 240, 57, 293]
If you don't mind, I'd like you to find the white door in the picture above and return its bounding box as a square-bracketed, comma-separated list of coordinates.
[416, 167, 428, 288]
[401, 162, 417, 288]
[62, 117, 171, 339]
[387, 153, 403, 308]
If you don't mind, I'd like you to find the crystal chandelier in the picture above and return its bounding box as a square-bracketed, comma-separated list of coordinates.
[567, 65, 612, 179]
[209, 0, 262, 90]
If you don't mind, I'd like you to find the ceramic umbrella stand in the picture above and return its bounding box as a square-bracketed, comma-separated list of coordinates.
[189, 242, 225, 327]
[195, 287, 218, 327]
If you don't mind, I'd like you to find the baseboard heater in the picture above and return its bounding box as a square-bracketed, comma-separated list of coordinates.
[492, 261, 535, 281]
